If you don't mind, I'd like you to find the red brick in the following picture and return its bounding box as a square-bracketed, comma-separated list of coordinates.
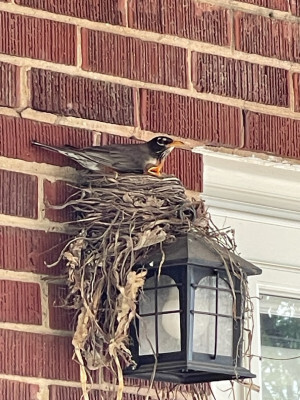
[0, 115, 93, 167]
[98, 133, 202, 191]
[44, 180, 77, 223]
[192, 53, 289, 107]
[0, 62, 20, 107]
[0, 379, 39, 400]
[0, 280, 42, 324]
[0, 226, 70, 275]
[48, 284, 75, 330]
[30, 69, 135, 126]
[0, 329, 78, 380]
[15, 0, 126, 25]
[128, 1, 231, 46]
[82, 30, 187, 88]
[0, 170, 38, 218]
[164, 150, 202, 192]
[0, 11, 76, 65]
[237, 0, 288, 11]
[291, 1, 300, 16]
[244, 111, 300, 158]
[235, 12, 300, 63]
[140, 89, 241, 146]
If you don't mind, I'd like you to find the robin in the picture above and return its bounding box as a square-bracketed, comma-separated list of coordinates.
[32, 136, 185, 177]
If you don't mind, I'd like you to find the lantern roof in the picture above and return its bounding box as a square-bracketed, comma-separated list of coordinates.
[140, 232, 261, 276]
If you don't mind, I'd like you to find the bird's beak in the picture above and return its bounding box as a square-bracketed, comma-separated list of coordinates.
[169, 140, 189, 149]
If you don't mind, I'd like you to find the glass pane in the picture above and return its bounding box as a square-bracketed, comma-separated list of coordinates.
[194, 276, 216, 313]
[218, 316, 233, 356]
[219, 284, 233, 316]
[159, 312, 181, 353]
[157, 275, 180, 313]
[139, 286, 155, 315]
[260, 295, 300, 400]
[139, 315, 156, 356]
[193, 313, 215, 354]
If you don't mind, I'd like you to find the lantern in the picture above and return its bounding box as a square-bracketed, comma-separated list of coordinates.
[125, 233, 261, 383]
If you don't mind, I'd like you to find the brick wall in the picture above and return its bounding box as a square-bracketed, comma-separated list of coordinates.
[0, 1, 300, 399]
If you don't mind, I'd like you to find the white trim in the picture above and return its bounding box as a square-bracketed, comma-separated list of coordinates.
[198, 151, 300, 214]
[204, 196, 300, 225]
[197, 152, 300, 269]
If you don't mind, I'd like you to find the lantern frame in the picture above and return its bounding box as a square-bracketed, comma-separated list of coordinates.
[125, 233, 261, 384]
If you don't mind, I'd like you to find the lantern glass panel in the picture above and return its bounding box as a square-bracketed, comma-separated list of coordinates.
[193, 275, 233, 357]
[139, 274, 181, 355]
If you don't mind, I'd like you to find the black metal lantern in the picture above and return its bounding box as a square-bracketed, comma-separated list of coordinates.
[125, 232, 261, 383]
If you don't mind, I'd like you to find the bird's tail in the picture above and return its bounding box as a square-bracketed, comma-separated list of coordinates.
[32, 140, 60, 152]
[32, 140, 77, 152]
[32, 140, 82, 161]
[31, 140, 100, 171]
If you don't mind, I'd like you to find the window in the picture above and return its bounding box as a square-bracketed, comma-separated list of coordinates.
[260, 294, 300, 400]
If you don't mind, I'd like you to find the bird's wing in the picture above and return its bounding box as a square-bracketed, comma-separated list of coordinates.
[80, 144, 154, 173]
[32, 141, 158, 173]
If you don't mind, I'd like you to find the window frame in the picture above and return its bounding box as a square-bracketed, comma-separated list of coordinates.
[248, 264, 300, 400]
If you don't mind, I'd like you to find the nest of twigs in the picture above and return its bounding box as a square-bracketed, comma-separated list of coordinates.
[49, 172, 253, 400]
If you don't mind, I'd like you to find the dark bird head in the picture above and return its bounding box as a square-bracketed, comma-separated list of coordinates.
[148, 136, 185, 155]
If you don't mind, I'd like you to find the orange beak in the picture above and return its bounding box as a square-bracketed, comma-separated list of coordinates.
[168, 140, 192, 150]
[169, 140, 185, 148]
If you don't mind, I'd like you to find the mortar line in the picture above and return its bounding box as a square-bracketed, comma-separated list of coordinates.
[124, 0, 129, 27]
[0, 36, 299, 73]
[76, 25, 82, 68]
[18, 65, 30, 109]
[0, 213, 71, 233]
[37, 175, 46, 221]
[0, 321, 72, 336]
[0, 269, 51, 283]
[24, 87, 300, 122]
[289, 69, 296, 112]
[187, 48, 193, 91]
[0, 1, 299, 32]
[0, 156, 78, 181]
[229, 8, 235, 54]
[38, 385, 49, 400]
[40, 279, 50, 329]
[0, 8, 300, 73]
[133, 87, 141, 129]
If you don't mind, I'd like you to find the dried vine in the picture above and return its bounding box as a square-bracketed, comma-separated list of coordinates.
[48, 171, 254, 400]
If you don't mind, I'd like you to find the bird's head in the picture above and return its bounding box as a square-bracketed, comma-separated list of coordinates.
[149, 136, 185, 154]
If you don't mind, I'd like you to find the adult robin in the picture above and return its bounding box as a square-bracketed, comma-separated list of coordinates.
[32, 136, 185, 177]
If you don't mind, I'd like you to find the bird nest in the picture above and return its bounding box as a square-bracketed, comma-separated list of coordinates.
[49, 172, 253, 399]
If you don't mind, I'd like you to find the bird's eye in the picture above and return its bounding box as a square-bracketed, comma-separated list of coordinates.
[156, 137, 169, 146]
